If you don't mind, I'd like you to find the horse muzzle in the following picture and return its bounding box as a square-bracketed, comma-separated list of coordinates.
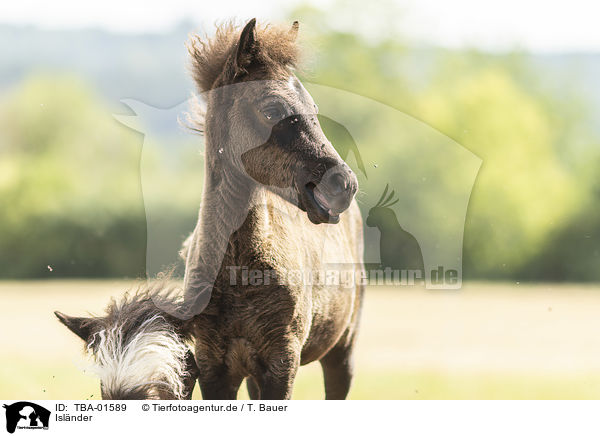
[298, 164, 358, 224]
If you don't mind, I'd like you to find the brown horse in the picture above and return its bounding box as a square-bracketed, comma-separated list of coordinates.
[179, 19, 365, 400]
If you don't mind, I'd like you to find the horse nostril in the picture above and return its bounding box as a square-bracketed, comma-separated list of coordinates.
[330, 173, 348, 195]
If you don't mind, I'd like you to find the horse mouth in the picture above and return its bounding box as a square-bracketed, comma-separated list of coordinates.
[298, 182, 340, 224]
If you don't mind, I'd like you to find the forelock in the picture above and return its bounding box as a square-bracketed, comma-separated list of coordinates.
[187, 21, 300, 92]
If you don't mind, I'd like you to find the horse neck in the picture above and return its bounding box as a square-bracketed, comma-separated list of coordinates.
[182, 133, 263, 308]
[198, 160, 255, 248]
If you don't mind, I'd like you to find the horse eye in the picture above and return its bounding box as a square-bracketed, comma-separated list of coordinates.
[262, 104, 285, 121]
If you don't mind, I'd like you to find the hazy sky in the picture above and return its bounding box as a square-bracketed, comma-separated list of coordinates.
[2, 0, 599, 52]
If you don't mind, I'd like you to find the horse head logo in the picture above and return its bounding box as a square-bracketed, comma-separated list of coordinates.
[3, 402, 50, 434]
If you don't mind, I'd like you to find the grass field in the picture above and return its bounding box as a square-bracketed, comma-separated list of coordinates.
[2, 280, 600, 399]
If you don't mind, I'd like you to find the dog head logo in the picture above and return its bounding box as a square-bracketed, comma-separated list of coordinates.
[3, 402, 50, 433]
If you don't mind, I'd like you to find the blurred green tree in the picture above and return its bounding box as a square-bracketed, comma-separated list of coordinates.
[0, 76, 147, 278]
[1, 6, 599, 281]
[289, 1, 600, 281]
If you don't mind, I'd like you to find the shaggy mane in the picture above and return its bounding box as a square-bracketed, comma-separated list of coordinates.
[84, 281, 194, 400]
[187, 20, 300, 92]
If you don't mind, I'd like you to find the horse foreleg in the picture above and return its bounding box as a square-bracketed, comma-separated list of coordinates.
[254, 354, 300, 400]
[182, 350, 199, 399]
[198, 378, 243, 400]
[319, 341, 355, 400]
[256, 376, 295, 400]
[245, 377, 260, 400]
[197, 364, 243, 400]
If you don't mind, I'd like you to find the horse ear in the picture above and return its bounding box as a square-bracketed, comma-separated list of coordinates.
[235, 18, 257, 73]
[289, 21, 299, 40]
[54, 311, 97, 342]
